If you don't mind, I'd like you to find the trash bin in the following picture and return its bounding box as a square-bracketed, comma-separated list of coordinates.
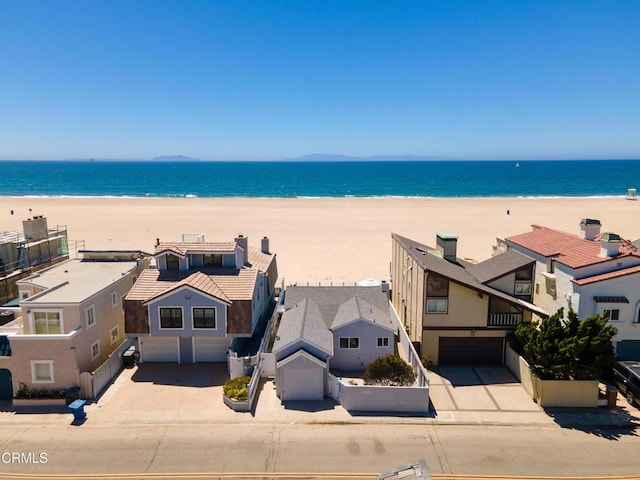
[607, 385, 618, 409]
[122, 345, 136, 368]
[68, 399, 87, 421]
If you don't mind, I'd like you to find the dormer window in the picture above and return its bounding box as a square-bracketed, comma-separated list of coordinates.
[166, 254, 180, 270]
[203, 254, 223, 267]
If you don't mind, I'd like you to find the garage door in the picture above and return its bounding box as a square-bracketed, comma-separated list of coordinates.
[278, 353, 325, 401]
[438, 337, 504, 366]
[194, 337, 230, 362]
[140, 337, 179, 363]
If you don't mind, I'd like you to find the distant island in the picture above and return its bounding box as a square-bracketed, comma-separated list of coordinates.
[282, 153, 451, 162]
[149, 155, 202, 162]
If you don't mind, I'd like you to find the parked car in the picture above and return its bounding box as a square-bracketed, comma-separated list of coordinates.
[611, 361, 640, 406]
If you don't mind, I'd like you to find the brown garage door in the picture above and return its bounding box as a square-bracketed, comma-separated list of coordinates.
[438, 337, 504, 366]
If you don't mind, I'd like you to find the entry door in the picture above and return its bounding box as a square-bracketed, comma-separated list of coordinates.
[0, 369, 12, 401]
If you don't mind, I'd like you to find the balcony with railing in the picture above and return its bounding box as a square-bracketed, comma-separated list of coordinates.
[488, 312, 522, 327]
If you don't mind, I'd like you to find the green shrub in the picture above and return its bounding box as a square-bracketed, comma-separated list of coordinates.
[363, 354, 416, 386]
[15, 387, 66, 399]
[223, 376, 250, 401]
[512, 308, 616, 380]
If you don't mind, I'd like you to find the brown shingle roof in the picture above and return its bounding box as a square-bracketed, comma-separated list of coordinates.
[507, 225, 639, 269]
[392, 233, 549, 318]
[127, 267, 259, 302]
[143, 271, 231, 304]
[154, 242, 237, 256]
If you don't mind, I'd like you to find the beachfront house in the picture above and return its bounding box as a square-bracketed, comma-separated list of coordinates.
[500, 219, 640, 360]
[124, 235, 278, 364]
[264, 284, 429, 413]
[271, 286, 397, 401]
[390, 233, 548, 366]
[0, 251, 149, 401]
[0, 215, 69, 306]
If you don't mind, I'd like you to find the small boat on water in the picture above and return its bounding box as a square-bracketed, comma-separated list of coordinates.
[515, 162, 520, 168]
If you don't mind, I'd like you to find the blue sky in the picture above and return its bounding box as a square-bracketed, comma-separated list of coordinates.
[1, 1, 639, 160]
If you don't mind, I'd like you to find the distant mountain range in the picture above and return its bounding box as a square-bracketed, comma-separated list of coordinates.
[61, 154, 449, 162]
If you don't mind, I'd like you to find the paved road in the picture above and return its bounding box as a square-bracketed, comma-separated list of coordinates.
[1, 422, 639, 479]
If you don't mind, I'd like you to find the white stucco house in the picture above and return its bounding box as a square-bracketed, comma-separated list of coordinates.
[500, 219, 640, 360]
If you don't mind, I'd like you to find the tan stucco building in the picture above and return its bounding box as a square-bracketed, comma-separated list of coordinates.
[0, 251, 149, 400]
[391, 233, 547, 366]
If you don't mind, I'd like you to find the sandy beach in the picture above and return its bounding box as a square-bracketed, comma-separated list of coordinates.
[1, 196, 639, 284]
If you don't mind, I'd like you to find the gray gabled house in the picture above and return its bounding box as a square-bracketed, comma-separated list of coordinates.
[271, 285, 397, 401]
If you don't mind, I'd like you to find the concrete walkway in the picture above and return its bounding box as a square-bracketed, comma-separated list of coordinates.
[1, 364, 639, 430]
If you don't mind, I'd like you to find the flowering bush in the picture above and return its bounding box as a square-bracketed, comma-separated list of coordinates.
[223, 376, 250, 401]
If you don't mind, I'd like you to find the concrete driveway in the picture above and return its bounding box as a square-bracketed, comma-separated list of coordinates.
[89, 363, 234, 423]
[428, 366, 542, 419]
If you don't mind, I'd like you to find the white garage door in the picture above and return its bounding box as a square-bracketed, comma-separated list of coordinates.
[193, 337, 229, 362]
[279, 356, 325, 401]
[140, 337, 179, 363]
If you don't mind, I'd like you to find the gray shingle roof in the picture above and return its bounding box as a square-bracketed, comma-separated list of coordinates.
[272, 297, 332, 355]
[331, 297, 396, 332]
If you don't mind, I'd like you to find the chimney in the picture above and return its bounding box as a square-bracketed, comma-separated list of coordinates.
[261, 236, 270, 254]
[436, 232, 458, 262]
[599, 232, 621, 258]
[580, 218, 601, 241]
[235, 234, 249, 266]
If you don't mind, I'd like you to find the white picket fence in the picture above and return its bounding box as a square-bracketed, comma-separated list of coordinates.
[79, 341, 129, 400]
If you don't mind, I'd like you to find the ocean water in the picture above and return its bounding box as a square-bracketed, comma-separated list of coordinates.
[0, 160, 639, 198]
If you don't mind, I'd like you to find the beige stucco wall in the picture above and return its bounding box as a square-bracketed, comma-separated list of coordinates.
[5, 337, 80, 392]
[423, 282, 488, 328]
[421, 329, 507, 365]
[7, 263, 139, 395]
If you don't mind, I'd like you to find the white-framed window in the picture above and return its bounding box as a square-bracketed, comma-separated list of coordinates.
[85, 304, 96, 329]
[602, 308, 621, 321]
[339, 337, 359, 349]
[90, 340, 100, 360]
[159, 307, 183, 329]
[192, 307, 216, 329]
[426, 299, 448, 314]
[426, 274, 449, 314]
[31, 360, 54, 383]
[109, 325, 120, 344]
[515, 281, 532, 296]
[111, 291, 117, 307]
[32, 310, 63, 334]
[377, 337, 390, 348]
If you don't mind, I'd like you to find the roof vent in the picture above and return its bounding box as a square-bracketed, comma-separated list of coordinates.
[599, 232, 621, 258]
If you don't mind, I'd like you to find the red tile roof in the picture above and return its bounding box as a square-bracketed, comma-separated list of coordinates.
[573, 264, 640, 285]
[507, 225, 638, 269]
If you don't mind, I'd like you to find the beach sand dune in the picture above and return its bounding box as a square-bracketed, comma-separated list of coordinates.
[1, 197, 638, 284]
